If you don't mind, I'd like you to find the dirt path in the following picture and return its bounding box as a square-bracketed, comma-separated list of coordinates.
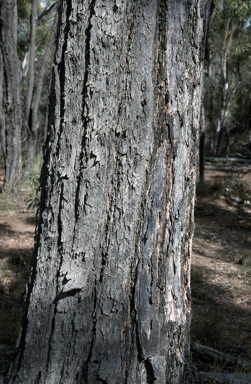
[191, 162, 251, 367]
[0, 162, 251, 374]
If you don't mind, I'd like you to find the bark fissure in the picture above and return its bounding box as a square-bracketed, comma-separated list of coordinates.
[79, 0, 96, 165]
[1, 1, 211, 382]
[46, 182, 65, 365]
[82, 283, 98, 382]
[73, 0, 96, 231]
[56, 0, 72, 158]
[47, 296, 57, 364]
[116, 0, 136, 125]
[145, 358, 156, 384]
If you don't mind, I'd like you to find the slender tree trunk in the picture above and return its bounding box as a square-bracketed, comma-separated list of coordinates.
[200, 104, 206, 184]
[26, 13, 58, 169]
[0, 0, 22, 186]
[213, 23, 235, 155]
[0, 49, 5, 165]
[24, 0, 38, 164]
[2, 1, 211, 383]
[25, 0, 39, 130]
[214, 78, 228, 155]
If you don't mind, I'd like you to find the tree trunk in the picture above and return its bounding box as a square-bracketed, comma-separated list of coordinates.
[2, 1, 210, 383]
[25, 0, 39, 132]
[213, 23, 235, 155]
[0, 49, 5, 165]
[0, 0, 22, 186]
[26, 12, 58, 170]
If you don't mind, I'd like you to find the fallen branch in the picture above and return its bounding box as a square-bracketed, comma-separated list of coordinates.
[206, 156, 251, 164]
[191, 342, 250, 370]
[37, 1, 58, 23]
[197, 371, 251, 384]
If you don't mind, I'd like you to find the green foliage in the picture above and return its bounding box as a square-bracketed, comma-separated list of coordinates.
[230, 0, 251, 19]
[24, 153, 42, 213]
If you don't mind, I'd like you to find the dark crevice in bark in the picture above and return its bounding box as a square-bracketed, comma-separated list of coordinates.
[80, 282, 98, 383]
[56, 0, 72, 158]
[74, 0, 96, 229]
[34, 371, 41, 384]
[99, 378, 108, 384]
[116, 1, 135, 125]
[46, 291, 57, 365]
[130, 263, 143, 362]
[99, 250, 108, 284]
[129, 261, 156, 383]
[153, 0, 169, 153]
[54, 288, 81, 303]
[57, 183, 64, 275]
[80, 0, 96, 162]
[145, 358, 156, 384]
[123, 257, 136, 383]
[47, 182, 64, 364]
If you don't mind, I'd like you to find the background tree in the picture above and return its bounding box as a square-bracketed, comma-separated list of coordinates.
[0, 0, 57, 186]
[0, 0, 22, 186]
[2, 1, 211, 383]
[26, 10, 58, 169]
[204, 0, 251, 156]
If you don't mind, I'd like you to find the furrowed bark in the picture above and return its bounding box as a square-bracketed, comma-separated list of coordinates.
[2, 0, 211, 383]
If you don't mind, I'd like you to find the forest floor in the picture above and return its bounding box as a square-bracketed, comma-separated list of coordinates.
[191, 162, 251, 374]
[0, 162, 251, 375]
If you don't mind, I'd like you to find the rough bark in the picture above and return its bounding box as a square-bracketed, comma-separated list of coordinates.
[26, 12, 58, 169]
[2, 1, 211, 383]
[0, 49, 5, 163]
[0, 0, 22, 186]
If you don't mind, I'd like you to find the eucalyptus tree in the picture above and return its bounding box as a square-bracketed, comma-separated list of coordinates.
[2, 0, 211, 383]
[205, 0, 251, 155]
[0, 0, 22, 186]
[26, 10, 58, 169]
[0, 0, 57, 186]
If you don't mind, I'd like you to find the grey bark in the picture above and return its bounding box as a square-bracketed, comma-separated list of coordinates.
[2, 0, 211, 383]
[0, 0, 22, 186]
[25, 0, 38, 121]
[26, 12, 58, 169]
[0, 49, 5, 162]
[25, 0, 39, 139]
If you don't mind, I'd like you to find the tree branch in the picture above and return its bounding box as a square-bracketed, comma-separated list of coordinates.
[37, 1, 58, 24]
